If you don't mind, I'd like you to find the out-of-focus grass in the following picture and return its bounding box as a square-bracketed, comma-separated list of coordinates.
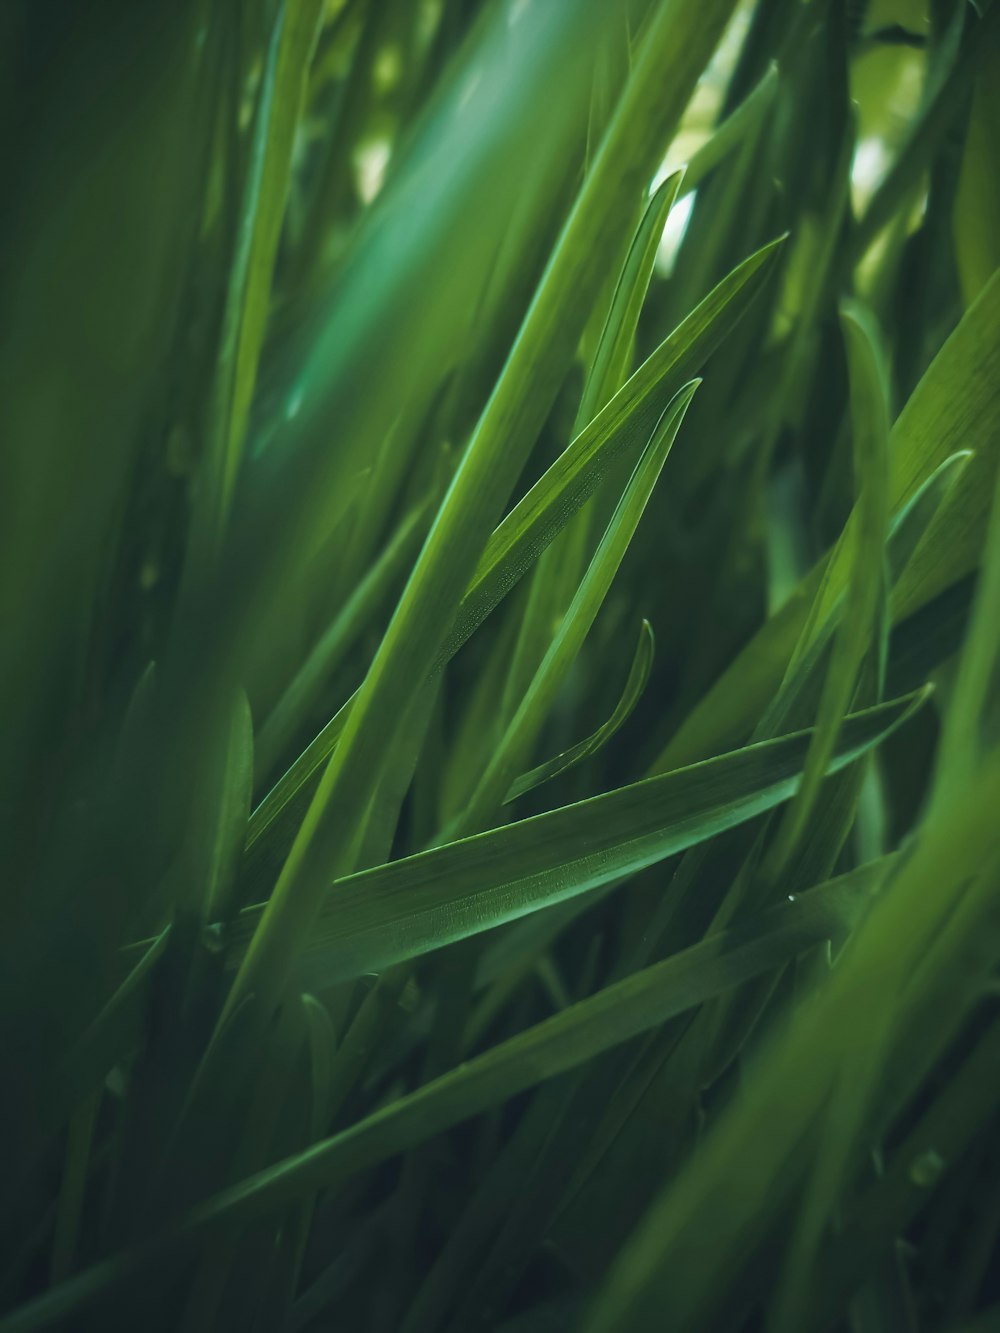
[1, 1, 999, 1330]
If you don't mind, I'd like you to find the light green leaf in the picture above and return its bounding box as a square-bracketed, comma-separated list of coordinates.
[220, 689, 927, 989]
[581, 171, 684, 421]
[495, 169, 682, 743]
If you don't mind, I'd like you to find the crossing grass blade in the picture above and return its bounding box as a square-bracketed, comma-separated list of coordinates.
[221, 689, 926, 988]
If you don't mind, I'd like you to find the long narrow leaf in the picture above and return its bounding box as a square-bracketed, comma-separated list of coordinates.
[219, 688, 927, 988]
[505, 619, 654, 803]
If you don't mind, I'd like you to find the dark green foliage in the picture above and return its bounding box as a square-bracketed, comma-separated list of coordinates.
[1, 1, 999, 1330]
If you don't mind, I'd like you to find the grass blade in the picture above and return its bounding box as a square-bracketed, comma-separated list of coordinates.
[505, 618, 654, 803]
[581, 171, 684, 421]
[451, 383, 698, 834]
[761, 301, 891, 880]
[198, 0, 325, 540]
[254, 496, 432, 783]
[217, 689, 928, 989]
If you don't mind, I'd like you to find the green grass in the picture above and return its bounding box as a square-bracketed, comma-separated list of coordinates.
[1, 1, 999, 1330]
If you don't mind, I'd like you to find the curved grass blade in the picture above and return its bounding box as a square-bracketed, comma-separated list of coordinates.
[505, 619, 654, 803]
[272, 993, 340, 1309]
[219, 689, 928, 990]
[453, 383, 698, 834]
[301, 993, 337, 1138]
[887, 450, 973, 589]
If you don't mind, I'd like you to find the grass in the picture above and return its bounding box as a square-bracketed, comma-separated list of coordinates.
[1, 0, 999, 1329]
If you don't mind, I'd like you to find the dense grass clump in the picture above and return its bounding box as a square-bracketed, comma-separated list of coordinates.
[2, 1, 1000, 1329]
